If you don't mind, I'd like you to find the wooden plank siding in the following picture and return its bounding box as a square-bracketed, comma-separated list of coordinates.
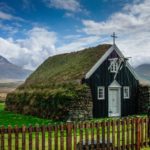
[86, 50, 139, 118]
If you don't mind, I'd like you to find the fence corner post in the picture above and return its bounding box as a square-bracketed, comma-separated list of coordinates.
[66, 120, 72, 150]
[136, 118, 141, 150]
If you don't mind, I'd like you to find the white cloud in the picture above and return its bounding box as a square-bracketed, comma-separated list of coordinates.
[81, 0, 150, 67]
[0, 25, 102, 70]
[0, 22, 19, 35]
[0, 11, 14, 20]
[57, 36, 100, 53]
[44, 0, 82, 12]
[0, 27, 57, 70]
[0, 11, 25, 22]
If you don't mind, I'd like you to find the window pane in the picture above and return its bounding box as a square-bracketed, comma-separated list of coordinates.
[124, 87, 129, 98]
[98, 87, 104, 100]
[124, 89, 128, 97]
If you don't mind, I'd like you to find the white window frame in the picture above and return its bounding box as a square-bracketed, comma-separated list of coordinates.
[109, 58, 119, 73]
[123, 86, 130, 99]
[97, 86, 105, 100]
[110, 63, 118, 73]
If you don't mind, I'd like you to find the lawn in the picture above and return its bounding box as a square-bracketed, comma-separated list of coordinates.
[0, 101, 148, 127]
[0, 102, 60, 127]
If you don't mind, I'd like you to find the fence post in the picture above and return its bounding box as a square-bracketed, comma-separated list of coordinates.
[1, 125, 5, 150]
[15, 125, 19, 150]
[66, 121, 72, 150]
[136, 118, 141, 150]
[8, 125, 12, 150]
[41, 125, 45, 150]
[148, 117, 150, 146]
[22, 125, 26, 150]
[35, 124, 39, 150]
[29, 125, 32, 150]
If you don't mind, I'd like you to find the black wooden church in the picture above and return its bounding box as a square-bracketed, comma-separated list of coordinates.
[84, 34, 139, 118]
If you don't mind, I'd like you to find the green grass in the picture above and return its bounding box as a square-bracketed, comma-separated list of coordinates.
[0, 102, 60, 127]
[0, 102, 147, 127]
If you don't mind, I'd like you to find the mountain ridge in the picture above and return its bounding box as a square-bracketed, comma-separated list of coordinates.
[135, 64, 150, 81]
[0, 55, 32, 80]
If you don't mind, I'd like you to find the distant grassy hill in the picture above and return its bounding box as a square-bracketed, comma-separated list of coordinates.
[19, 44, 111, 90]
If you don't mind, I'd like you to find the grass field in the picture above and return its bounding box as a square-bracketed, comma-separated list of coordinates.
[0, 102, 59, 127]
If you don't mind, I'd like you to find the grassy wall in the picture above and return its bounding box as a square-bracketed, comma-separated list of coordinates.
[5, 84, 89, 120]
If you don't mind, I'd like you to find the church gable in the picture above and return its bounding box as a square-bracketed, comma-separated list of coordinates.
[85, 44, 138, 81]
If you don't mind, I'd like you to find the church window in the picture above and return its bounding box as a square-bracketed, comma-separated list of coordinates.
[97, 87, 105, 100]
[123, 86, 130, 99]
[109, 58, 119, 73]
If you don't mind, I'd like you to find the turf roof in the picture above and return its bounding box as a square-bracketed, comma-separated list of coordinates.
[19, 44, 112, 89]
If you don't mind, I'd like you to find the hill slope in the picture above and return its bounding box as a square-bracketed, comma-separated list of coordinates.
[19, 44, 111, 89]
[0, 55, 32, 80]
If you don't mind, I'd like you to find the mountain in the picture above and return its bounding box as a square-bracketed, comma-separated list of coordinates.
[0, 55, 32, 80]
[135, 64, 150, 81]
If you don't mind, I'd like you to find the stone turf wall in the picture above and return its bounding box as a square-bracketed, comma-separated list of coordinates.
[68, 87, 93, 121]
[138, 84, 150, 114]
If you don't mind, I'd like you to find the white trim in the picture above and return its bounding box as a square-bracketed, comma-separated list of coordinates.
[85, 45, 114, 79]
[109, 80, 121, 88]
[85, 44, 138, 80]
[123, 86, 130, 99]
[97, 86, 105, 100]
[114, 44, 138, 80]
[108, 58, 119, 73]
[108, 87, 121, 117]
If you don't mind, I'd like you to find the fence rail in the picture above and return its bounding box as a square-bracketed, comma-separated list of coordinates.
[0, 117, 150, 150]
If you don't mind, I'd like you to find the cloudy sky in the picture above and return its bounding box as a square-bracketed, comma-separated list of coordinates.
[0, 0, 150, 70]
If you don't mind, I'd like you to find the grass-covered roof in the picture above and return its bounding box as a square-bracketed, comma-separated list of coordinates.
[19, 44, 111, 90]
